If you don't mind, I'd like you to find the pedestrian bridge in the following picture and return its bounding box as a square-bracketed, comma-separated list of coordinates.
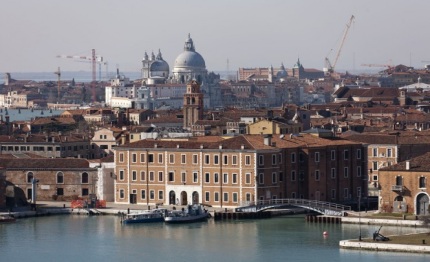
[235, 199, 351, 217]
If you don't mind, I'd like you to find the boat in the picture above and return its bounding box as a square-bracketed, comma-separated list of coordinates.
[0, 214, 16, 223]
[122, 209, 166, 224]
[164, 204, 209, 224]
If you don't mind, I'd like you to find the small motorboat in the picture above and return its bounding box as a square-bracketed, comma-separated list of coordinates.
[164, 204, 209, 224]
[0, 214, 16, 223]
[122, 209, 166, 224]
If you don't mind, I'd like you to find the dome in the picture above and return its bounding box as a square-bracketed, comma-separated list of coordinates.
[174, 51, 206, 69]
[150, 60, 169, 72]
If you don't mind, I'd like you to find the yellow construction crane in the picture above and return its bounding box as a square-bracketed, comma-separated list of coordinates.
[324, 15, 355, 75]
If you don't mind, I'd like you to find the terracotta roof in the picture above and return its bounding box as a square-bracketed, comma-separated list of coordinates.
[380, 152, 430, 172]
[0, 158, 92, 169]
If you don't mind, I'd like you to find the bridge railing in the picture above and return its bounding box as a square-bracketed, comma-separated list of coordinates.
[238, 198, 351, 212]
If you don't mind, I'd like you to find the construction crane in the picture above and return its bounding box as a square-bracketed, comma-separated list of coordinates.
[56, 49, 104, 102]
[54, 67, 61, 103]
[324, 15, 355, 75]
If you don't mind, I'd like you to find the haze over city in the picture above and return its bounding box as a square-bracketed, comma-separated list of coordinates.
[1, 0, 429, 73]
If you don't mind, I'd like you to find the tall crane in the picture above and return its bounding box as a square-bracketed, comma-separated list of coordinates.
[324, 15, 355, 75]
[56, 49, 104, 102]
[54, 67, 61, 103]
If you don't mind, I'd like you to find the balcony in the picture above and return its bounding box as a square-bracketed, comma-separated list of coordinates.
[391, 185, 403, 192]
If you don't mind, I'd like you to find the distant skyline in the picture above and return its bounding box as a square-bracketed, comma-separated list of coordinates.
[1, 0, 429, 75]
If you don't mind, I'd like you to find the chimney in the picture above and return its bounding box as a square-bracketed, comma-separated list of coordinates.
[406, 160, 410, 170]
[263, 134, 272, 146]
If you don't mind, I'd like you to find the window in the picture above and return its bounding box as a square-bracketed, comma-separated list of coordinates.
[119, 189, 125, 199]
[396, 176, 403, 186]
[272, 172, 277, 184]
[223, 155, 228, 165]
[344, 150, 349, 160]
[331, 168, 336, 179]
[331, 189, 336, 200]
[232, 173, 238, 184]
[223, 173, 228, 184]
[132, 153, 137, 163]
[258, 155, 264, 166]
[299, 152, 304, 163]
[387, 148, 392, 157]
[315, 152, 320, 162]
[132, 170, 137, 181]
[214, 155, 219, 165]
[214, 192, 219, 202]
[357, 166, 362, 177]
[119, 153, 124, 162]
[279, 172, 283, 182]
[315, 170, 320, 181]
[223, 192, 229, 202]
[331, 150, 336, 160]
[291, 153, 296, 163]
[181, 154, 186, 164]
[158, 190, 164, 200]
[192, 154, 198, 164]
[205, 191, 210, 202]
[344, 167, 349, 178]
[373, 148, 378, 157]
[343, 188, 349, 199]
[214, 173, 219, 183]
[278, 154, 282, 164]
[141, 190, 146, 200]
[232, 155, 238, 165]
[258, 173, 264, 184]
[204, 155, 210, 165]
[205, 173, 210, 183]
[373, 175, 378, 181]
[181, 172, 186, 183]
[245, 155, 251, 165]
[169, 172, 174, 182]
[232, 193, 238, 203]
[245, 173, 251, 184]
[169, 154, 174, 164]
[148, 154, 154, 163]
[419, 177, 426, 188]
[57, 172, 64, 184]
[272, 154, 277, 165]
[82, 188, 89, 196]
[158, 171, 163, 182]
[149, 171, 154, 181]
[357, 149, 361, 159]
[150, 190, 155, 200]
[81, 172, 89, 184]
[193, 172, 198, 183]
[245, 193, 251, 202]
[140, 153, 146, 163]
[119, 170, 124, 180]
[158, 154, 163, 164]
[373, 161, 378, 171]
[291, 170, 296, 181]
[140, 171, 146, 181]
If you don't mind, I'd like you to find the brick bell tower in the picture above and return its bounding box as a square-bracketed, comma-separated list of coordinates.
[183, 80, 203, 129]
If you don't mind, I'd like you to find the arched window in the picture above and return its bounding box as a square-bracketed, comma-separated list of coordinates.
[27, 172, 34, 183]
[82, 172, 89, 184]
[57, 172, 64, 184]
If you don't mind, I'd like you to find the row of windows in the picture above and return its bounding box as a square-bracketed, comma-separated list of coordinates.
[26, 172, 90, 184]
[55, 188, 89, 196]
[371, 147, 394, 157]
[122, 153, 253, 166]
[204, 191, 239, 203]
[1, 145, 88, 152]
[394, 176, 426, 188]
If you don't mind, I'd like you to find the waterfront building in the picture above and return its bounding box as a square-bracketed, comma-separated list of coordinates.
[113, 133, 365, 208]
[89, 155, 115, 202]
[378, 153, 430, 215]
[1, 158, 97, 201]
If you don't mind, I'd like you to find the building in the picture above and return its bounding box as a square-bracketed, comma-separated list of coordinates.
[183, 80, 204, 129]
[113, 134, 365, 208]
[378, 153, 430, 215]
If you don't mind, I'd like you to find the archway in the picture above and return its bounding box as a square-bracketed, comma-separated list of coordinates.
[416, 193, 429, 215]
[169, 190, 176, 205]
[192, 191, 199, 205]
[180, 191, 187, 205]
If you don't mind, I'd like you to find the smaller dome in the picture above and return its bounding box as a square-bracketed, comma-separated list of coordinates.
[150, 60, 169, 72]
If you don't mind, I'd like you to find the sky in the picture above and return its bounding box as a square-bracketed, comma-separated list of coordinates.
[1, 0, 430, 75]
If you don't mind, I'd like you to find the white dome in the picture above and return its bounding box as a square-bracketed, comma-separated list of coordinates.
[174, 51, 206, 69]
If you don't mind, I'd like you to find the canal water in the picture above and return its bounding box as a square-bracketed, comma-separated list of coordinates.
[0, 215, 428, 262]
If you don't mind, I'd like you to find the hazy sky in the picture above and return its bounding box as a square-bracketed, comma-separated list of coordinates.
[1, 0, 429, 74]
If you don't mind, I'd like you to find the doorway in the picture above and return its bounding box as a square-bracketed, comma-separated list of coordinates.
[180, 191, 187, 205]
[192, 191, 199, 204]
[416, 193, 429, 215]
[169, 191, 176, 205]
[27, 188, 32, 201]
[129, 194, 137, 204]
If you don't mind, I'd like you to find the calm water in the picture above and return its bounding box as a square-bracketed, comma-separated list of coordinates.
[0, 215, 428, 262]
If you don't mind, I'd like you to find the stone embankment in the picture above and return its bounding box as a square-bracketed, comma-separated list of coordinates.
[340, 240, 430, 254]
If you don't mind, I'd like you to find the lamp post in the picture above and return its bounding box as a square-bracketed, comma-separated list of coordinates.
[359, 194, 362, 241]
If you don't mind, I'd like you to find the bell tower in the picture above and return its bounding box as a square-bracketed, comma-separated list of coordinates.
[183, 80, 203, 129]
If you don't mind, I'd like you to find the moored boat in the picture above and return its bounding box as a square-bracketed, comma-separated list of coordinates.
[164, 204, 209, 224]
[122, 209, 166, 224]
[0, 214, 16, 223]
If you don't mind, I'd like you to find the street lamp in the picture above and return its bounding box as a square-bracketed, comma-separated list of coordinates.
[359, 195, 362, 241]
